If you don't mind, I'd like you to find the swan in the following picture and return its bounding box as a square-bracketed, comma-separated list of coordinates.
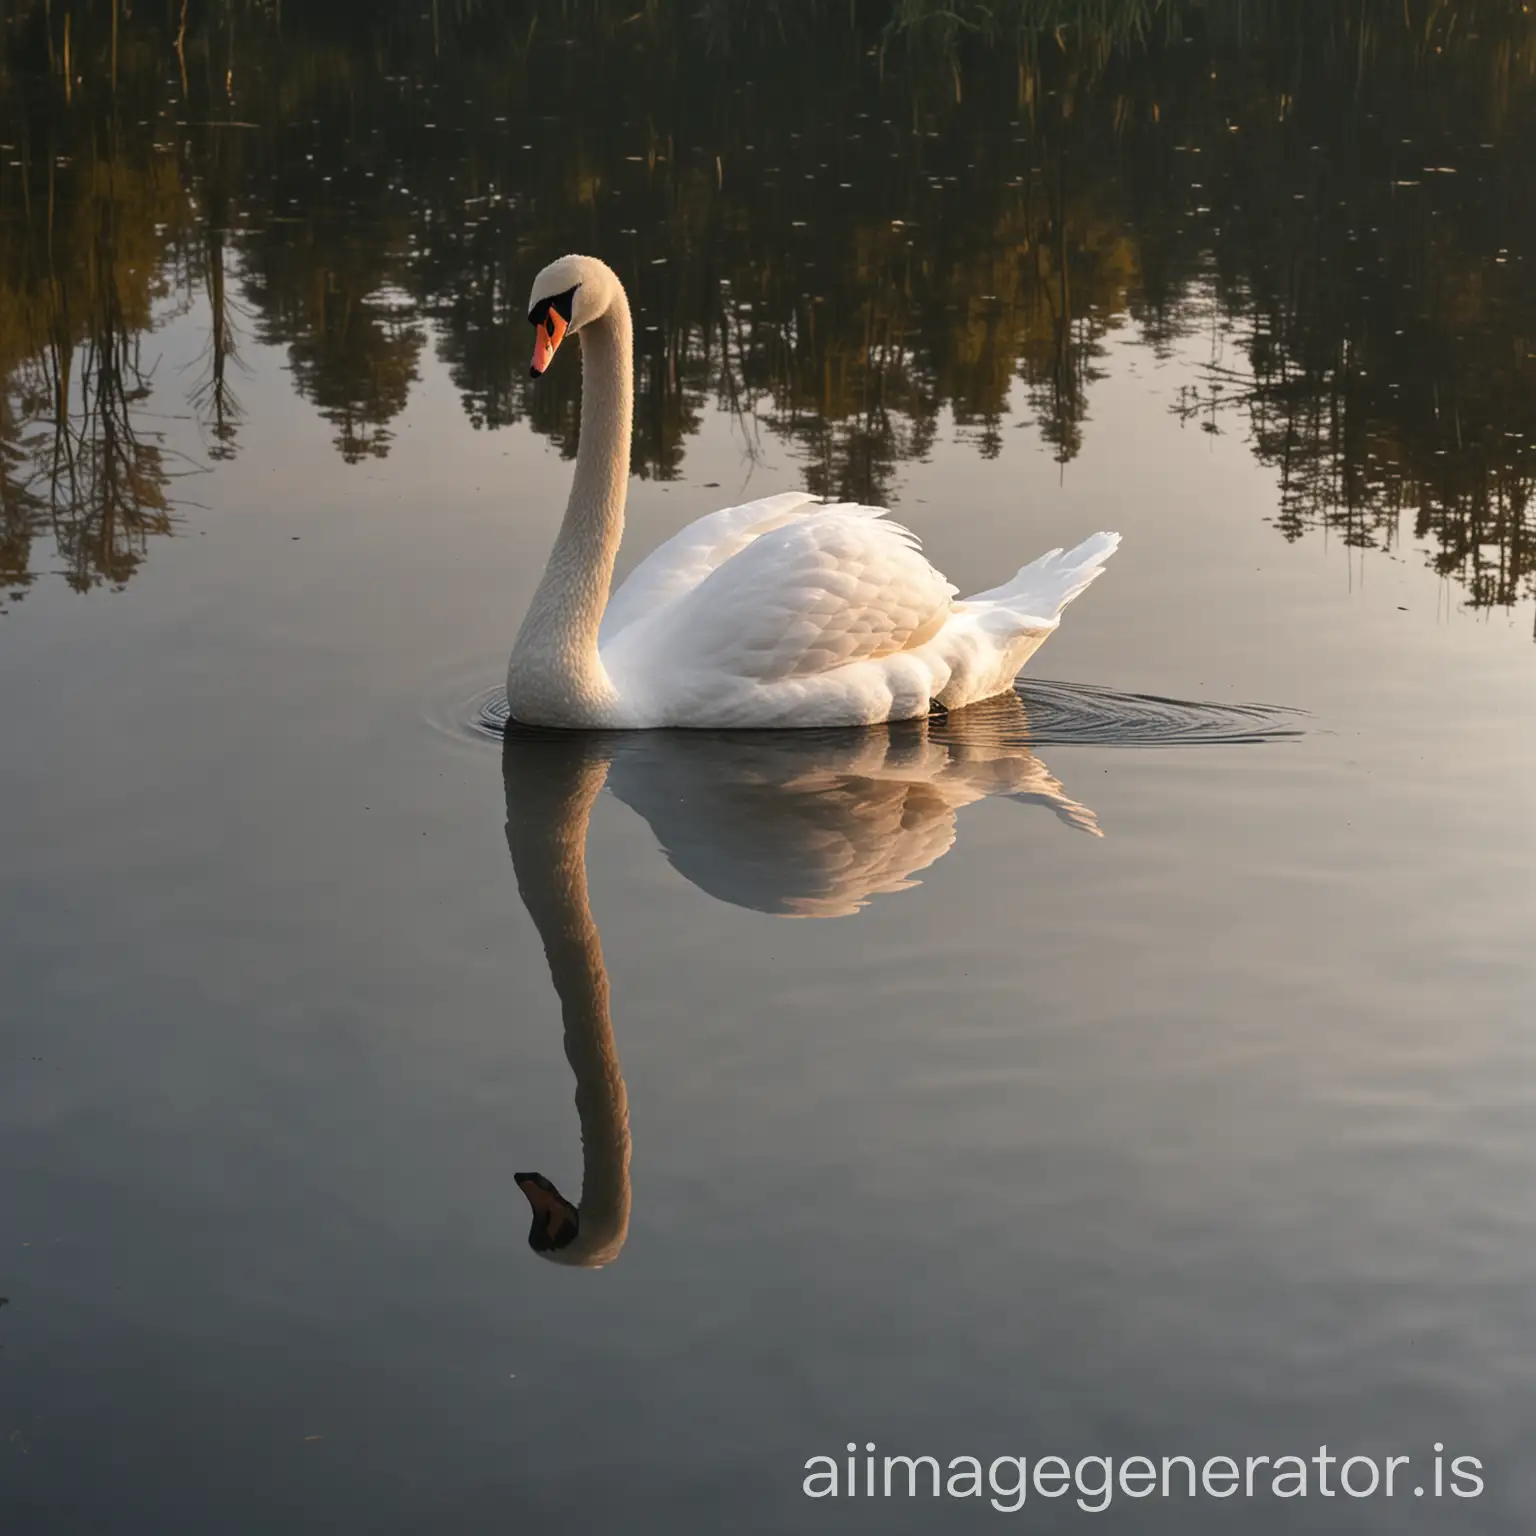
[508, 254, 1121, 729]
[502, 699, 1100, 1266]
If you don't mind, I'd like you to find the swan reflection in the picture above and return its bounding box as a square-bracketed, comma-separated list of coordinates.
[504, 692, 1098, 1267]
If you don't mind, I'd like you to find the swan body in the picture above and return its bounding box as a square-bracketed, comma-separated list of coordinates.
[509, 254, 1120, 730]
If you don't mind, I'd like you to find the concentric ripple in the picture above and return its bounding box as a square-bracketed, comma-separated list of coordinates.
[466, 685, 515, 741]
[1006, 677, 1303, 747]
[456, 680, 1302, 748]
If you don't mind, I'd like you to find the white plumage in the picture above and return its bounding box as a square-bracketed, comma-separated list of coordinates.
[601, 493, 1118, 727]
[508, 256, 1119, 730]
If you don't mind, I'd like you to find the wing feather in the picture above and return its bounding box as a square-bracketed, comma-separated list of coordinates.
[608, 504, 955, 683]
[599, 491, 821, 643]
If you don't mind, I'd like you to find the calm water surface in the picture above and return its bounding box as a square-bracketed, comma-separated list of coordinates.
[3, 5, 1536, 1532]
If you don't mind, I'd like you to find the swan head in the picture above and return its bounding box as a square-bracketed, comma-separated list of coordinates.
[514, 1168, 627, 1268]
[526, 254, 617, 378]
[514, 1170, 580, 1253]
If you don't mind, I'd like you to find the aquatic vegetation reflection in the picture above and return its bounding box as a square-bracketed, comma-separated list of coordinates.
[1, 0, 1533, 627]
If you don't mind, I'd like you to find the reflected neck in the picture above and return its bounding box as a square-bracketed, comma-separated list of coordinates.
[507, 290, 634, 725]
[506, 747, 631, 1266]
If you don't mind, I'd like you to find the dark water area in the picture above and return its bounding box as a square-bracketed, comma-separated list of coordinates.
[2, 4, 1536, 1533]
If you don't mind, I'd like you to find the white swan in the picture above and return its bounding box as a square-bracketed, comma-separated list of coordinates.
[502, 703, 1100, 1265]
[508, 254, 1121, 729]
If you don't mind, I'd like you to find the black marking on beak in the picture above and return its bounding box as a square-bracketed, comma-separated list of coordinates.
[528, 285, 578, 378]
[515, 1170, 580, 1252]
[527, 283, 580, 329]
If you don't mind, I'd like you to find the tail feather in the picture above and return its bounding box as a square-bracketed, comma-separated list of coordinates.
[965, 531, 1121, 621]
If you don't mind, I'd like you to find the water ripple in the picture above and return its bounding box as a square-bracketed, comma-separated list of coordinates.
[455, 681, 1302, 748]
[1004, 678, 1303, 747]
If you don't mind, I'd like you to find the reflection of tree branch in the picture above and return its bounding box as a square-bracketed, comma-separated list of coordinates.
[1179, 331, 1536, 611]
[714, 292, 766, 471]
[185, 222, 248, 461]
[2, 150, 185, 599]
[51, 235, 175, 589]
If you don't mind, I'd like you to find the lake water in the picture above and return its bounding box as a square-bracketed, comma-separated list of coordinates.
[3, 5, 1535, 1532]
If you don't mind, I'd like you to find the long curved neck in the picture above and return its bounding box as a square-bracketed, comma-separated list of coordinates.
[509, 288, 634, 722]
[505, 741, 631, 1265]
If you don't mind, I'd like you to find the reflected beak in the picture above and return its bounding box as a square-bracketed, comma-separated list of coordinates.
[514, 1170, 580, 1252]
[530, 311, 568, 378]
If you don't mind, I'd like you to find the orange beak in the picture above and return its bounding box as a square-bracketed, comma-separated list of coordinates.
[530, 310, 568, 377]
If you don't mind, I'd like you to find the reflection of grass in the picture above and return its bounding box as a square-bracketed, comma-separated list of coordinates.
[888, 0, 1172, 49]
[1, 0, 1535, 624]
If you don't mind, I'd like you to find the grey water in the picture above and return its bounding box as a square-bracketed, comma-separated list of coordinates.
[2, 5, 1536, 1532]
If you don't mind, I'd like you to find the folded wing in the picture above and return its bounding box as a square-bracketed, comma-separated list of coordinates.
[614, 504, 956, 682]
[599, 491, 821, 645]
